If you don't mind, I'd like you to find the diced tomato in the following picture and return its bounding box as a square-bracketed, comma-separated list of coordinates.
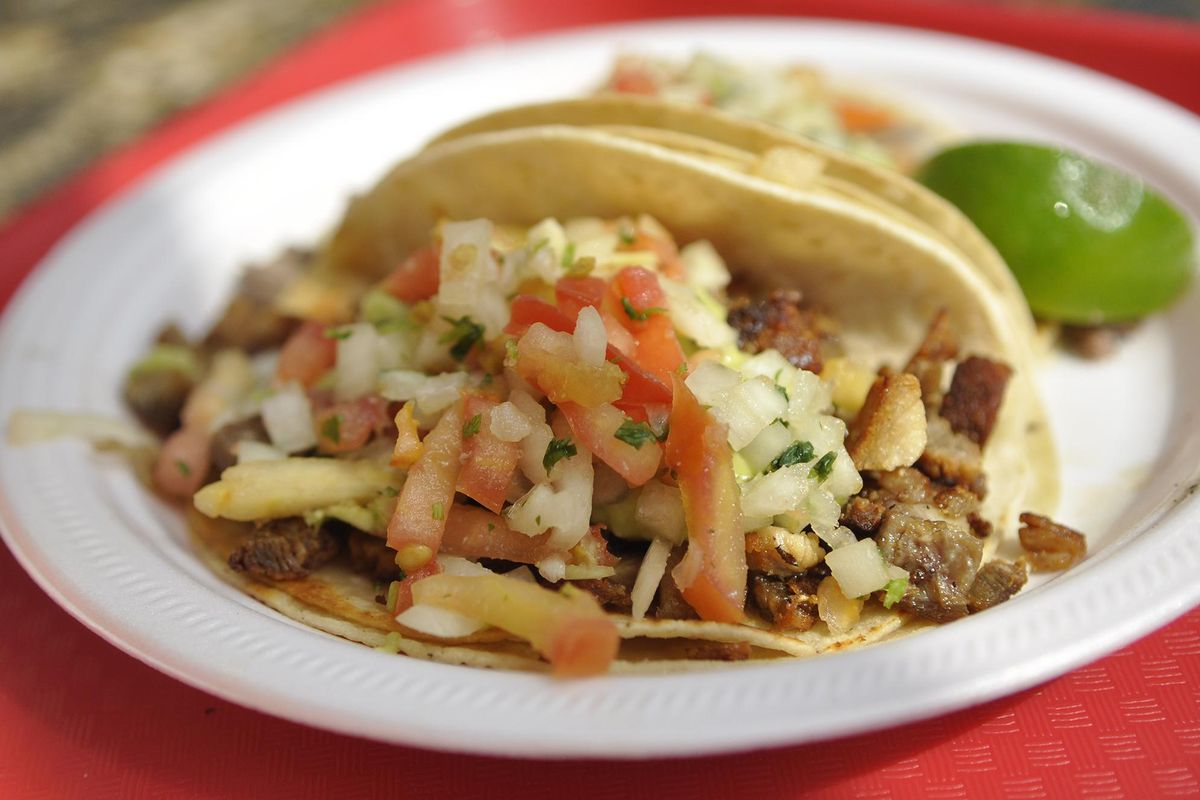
[410, 574, 619, 676]
[441, 504, 559, 563]
[276, 321, 337, 387]
[835, 99, 895, 134]
[609, 61, 659, 96]
[390, 401, 423, 468]
[618, 230, 685, 280]
[554, 276, 607, 318]
[515, 323, 625, 408]
[507, 297, 672, 407]
[558, 401, 661, 487]
[389, 560, 442, 614]
[455, 396, 521, 513]
[314, 395, 389, 454]
[664, 377, 747, 623]
[381, 244, 440, 303]
[386, 402, 464, 559]
[153, 427, 210, 499]
[609, 268, 686, 385]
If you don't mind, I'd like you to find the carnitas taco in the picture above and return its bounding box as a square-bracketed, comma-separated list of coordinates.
[118, 125, 1069, 676]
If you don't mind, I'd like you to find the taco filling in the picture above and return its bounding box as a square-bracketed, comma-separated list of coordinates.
[122, 211, 1075, 677]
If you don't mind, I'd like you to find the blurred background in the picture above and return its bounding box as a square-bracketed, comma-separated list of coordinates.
[1, 0, 1196, 224]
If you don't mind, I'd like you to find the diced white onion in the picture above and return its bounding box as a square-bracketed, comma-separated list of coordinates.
[740, 464, 811, 520]
[395, 604, 486, 638]
[335, 323, 379, 400]
[563, 565, 616, 580]
[504, 566, 537, 583]
[572, 306, 608, 366]
[6, 410, 155, 449]
[630, 537, 673, 620]
[375, 329, 416, 371]
[824, 538, 892, 598]
[437, 555, 495, 576]
[235, 440, 285, 464]
[815, 525, 858, 550]
[719, 376, 788, 450]
[634, 481, 686, 544]
[524, 218, 568, 283]
[489, 401, 532, 442]
[679, 240, 730, 290]
[739, 422, 793, 474]
[518, 421, 554, 484]
[536, 555, 567, 583]
[685, 361, 740, 405]
[817, 575, 864, 635]
[377, 369, 426, 402]
[413, 372, 469, 418]
[437, 220, 497, 319]
[660, 278, 736, 348]
[260, 382, 316, 454]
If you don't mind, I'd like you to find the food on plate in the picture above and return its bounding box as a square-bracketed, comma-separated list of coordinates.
[917, 141, 1196, 325]
[10, 116, 1082, 676]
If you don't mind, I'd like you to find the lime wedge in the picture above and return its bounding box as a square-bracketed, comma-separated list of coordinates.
[917, 142, 1195, 323]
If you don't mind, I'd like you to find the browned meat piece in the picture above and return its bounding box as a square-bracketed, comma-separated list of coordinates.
[652, 546, 698, 620]
[967, 559, 1028, 612]
[677, 640, 752, 661]
[966, 512, 993, 539]
[573, 578, 633, 614]
[208, 416, 270, 475]
[846, 372, 927, 471]
[918, 414, 986, 496]
[229, 517, 340, 580]
[726, 289, 836, 373]
[1019, 512, 1087, 572]
[840, 494, 886, 535]
[123, 368, 194, 437]
[866, 467, 981, 513]
[876, 505, 984, 623]
[939, 356, 1012, 446]
[904, 310, 959, 408]
[1060, 321, 1139, 360]
[346, 530, 403, 581]
[750, 573, 821, 632]
[744, 527, 822, 575]
[203, 250, 310, 353]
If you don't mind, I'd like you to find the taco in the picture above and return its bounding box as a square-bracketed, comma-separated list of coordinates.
[126, 124, 1058, 676]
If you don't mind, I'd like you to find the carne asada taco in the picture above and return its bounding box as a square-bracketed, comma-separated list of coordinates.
[128, 125, 1061, 676]
[429, 95, 1028, 327]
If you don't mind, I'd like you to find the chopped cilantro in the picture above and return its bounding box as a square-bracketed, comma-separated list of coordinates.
[768, 440, 815, 472]
[621, 296, 666, 322]
[810, 451, 837, 482]
[440, 315, 485, 360]
[480, 372, 494, 387]
[462, 413, 482, 438]
[882, 577, 908, 609]
[543, 437, 577, 473]
[530, 238, 548, 254]
[175, 459, 191, 477]
[325, 326, 354, 340]
[320, 413, 342, 444]
[617, 223, 636, 245]
[565, 256, 595, 277]
[431, 502, 445, 521]
[675, 361, 689, 376]
[561, 242, 576, 268]
[775, 383, 789, 401]
[614, 419, 657, 450]
[503, 338, 519, 367]
[381, 486, 398, 497]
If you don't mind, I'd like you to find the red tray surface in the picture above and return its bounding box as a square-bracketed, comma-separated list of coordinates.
[1, 1, 1198, 796]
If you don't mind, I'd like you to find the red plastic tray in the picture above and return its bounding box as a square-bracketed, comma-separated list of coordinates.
[1, 1, 1198, 796]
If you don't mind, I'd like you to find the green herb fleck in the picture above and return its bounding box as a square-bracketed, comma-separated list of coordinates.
[614, 419, 657, 450]
[530, 238, 548, 254]
[385, 581, 400, 612]
[775, 383, 789, 401]
[480, 372, 494, 387]
[431, 502, 445, 521]
[543, 437, 577, 473]
[617, 223, 636, 245]
[535, 515, 543, 527]
[487, 523, 496, 533]
[768, 440, 815, 472]
[810, 451, 837, 482]
[621, 296, 666, 322]
[381, 486, 398, 497]
[462, 413, 482, 438]
[561, 242, 577, 268]
[175, 459, 191, 477]
[565, 256, 595, 277]
[882, 577, 908, 609]
[676, 361, 689, 376]
[325, 326, 354, 340]
[504, 338, 519, 367]
[321, 414, 342, 444]
[440, 315, 485, 360]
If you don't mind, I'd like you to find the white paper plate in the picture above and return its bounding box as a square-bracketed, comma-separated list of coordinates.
[1, 19, 1198, 758]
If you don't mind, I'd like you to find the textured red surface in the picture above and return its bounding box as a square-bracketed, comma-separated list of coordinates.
[1, 0, 1199, 796]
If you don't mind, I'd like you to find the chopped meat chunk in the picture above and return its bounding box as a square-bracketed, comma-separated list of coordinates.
[939, 356, 1012, 446]
[346, 530, 402, 581]
[1019, 512, 1087, 572]
[203, 250, 309, 353]
[967, 558, 1028, 612]
[844, 467, 983, 536]
[208, 415, 270, 475]
[918, 414, 986, 496]
[750, 573, 821, 632]
[651, 546, 698, 620]
[573, 578, 633, 614]
[876, 505, 983, 623]
[846, 372, 927, 471]
[726, 289, 836, 373]
[904, 309, 959, 408]
[678, 640, 752, 661]
[966, 512, 993, 539]
[123, 368, 195, 437]
[229, 517, 340, 580]
[745, 527, 823, 575]
[840, 494, 886, 536]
